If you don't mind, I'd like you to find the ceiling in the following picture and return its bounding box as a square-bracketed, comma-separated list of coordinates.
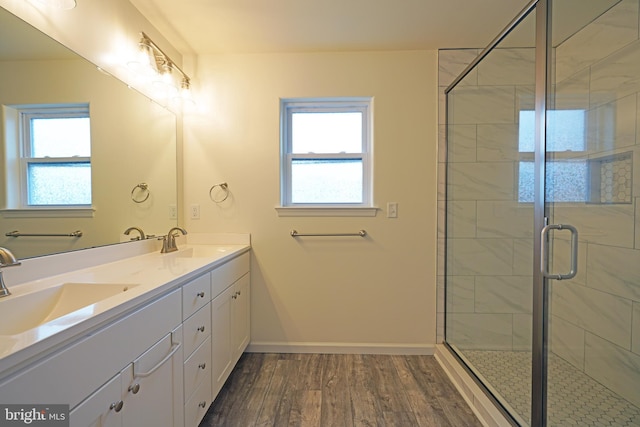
[128, 0, 532, 55]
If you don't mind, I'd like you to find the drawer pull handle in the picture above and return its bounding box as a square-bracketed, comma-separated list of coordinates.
[128, 383, 140, 394]
[199, 363, 206, 369]
[134, 340, 181, 378]
[197, 326, 206, 332]
[197, 292, 205, 298]
[110, 401, 124, 412]
[199, 401, 207, 408]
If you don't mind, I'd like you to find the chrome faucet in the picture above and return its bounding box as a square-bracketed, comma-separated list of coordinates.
[0, 247, 21, 298]
[124, 226, 146, 240]
[161, 227, 188, 253]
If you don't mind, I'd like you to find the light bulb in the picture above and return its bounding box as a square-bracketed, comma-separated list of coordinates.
[128, 40, 157, 78]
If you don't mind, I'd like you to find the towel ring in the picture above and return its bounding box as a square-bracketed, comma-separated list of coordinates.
[131, 183, 150, 203]
[209, 182, 229, 203]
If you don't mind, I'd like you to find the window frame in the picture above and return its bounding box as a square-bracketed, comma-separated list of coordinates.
[279, 97, 374, 215]
[19, 105, 91, 209]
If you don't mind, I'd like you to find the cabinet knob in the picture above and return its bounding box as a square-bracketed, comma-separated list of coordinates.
[128, 383, 140, 394]
[197, 325, 206, 332]
[237, 290, 241, 296]
[110, 400, 124, 413]
[198, 363, 206, 370]
[197, 292, 205, 298]
[199, 401, 207, 408]
[232, 294, 237, 299]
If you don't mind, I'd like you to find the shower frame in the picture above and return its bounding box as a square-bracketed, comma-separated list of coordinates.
[443, 0, 553, 425]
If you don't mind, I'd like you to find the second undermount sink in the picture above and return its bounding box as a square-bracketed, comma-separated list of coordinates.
[0, 282, 138, 336]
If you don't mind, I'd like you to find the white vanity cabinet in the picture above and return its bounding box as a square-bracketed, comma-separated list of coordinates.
[0, 246, 251, 427]
[210, 253, 251, 399]
[70, 326, 184, 427]
[183, 251, 251, 427]
[0, 289, 182, 408]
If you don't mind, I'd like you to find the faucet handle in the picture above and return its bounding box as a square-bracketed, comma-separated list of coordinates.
[160, 234, 177, 253]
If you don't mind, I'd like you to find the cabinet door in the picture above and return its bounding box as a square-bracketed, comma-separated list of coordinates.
[69, 373, 123, 427]
[232, 273, 250, 362]
[121, 328, 184, 427]
[211, 285, 234, 398]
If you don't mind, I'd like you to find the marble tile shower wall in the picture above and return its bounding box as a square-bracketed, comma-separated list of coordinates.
[438, 46, 537, 354]
[437, 0, 640, 408]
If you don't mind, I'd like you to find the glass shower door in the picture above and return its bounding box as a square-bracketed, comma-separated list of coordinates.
[544, 0, 640, 425]
[445, 7, 537, 425]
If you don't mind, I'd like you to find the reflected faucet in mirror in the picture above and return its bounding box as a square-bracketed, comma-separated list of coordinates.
[0, 247, 21, 298]
[124, 226, 146, 241]
[161, 227, 187, 253]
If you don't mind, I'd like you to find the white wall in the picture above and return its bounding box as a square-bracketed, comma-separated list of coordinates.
[184, 51, 439, 352]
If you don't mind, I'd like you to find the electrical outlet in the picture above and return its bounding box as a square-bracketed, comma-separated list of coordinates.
[387, 202, 398, 218]
[168, 205, 177, 220]
[190, 204, 200, 219]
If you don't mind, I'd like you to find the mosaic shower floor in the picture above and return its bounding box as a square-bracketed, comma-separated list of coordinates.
[461, 350, 640, 427]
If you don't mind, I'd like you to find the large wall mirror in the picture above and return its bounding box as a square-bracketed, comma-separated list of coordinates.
[0, 6, 177, 260]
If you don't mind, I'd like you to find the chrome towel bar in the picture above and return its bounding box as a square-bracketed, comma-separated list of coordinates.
[6, 230, 83, 238]
[290, 229, 366, 237]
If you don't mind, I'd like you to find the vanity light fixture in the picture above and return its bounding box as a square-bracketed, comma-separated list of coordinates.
[130, 32, 194, 105]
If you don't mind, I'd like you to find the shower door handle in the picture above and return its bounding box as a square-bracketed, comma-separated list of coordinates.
[540, 224, 578, 280]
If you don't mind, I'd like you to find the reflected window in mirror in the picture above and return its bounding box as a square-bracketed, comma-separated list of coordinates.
[17, 105, 91, 207]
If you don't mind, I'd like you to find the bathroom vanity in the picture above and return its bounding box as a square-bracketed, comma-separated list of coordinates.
[0, 235, 250, 427]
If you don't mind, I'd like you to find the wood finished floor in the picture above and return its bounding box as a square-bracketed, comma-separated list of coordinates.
[199, 353, 482, 427]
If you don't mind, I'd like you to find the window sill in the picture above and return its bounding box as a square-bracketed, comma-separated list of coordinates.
[0, 207, 95, 218]
[275, 206, 378, 217]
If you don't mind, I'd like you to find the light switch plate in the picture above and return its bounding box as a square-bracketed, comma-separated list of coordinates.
[387, 202, 398, 218]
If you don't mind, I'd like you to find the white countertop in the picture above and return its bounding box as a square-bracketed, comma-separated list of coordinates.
[0, 234, 250, 377]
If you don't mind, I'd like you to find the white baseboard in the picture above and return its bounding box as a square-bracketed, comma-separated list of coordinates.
[246, 341, 435, 355]
[434, 344, 515, 427]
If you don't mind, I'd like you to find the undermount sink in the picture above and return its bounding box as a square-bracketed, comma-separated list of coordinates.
[0, 283, 138, 336]
[176, 246, 234, 258]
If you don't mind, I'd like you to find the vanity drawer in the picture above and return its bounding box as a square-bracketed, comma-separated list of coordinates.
[184, 377, 212, 427]
[182, 302, 211, 358]
[211, 252, 250, 298]
[182, 273, 211, 320]
[183, 336, 211, 404]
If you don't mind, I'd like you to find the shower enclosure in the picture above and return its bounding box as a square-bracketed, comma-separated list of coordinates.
[443, 0, 640, 425]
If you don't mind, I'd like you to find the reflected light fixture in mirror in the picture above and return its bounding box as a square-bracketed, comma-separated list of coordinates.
[128, 32, 194, 107]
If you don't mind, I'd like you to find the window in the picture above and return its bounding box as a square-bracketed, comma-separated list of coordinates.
[279, 98, 373, 213]
[517, 109, 588, 203]
[19, 105, 91, 207]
